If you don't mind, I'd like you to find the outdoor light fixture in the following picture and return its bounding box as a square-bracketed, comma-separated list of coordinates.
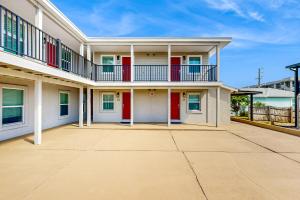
[183, 56, 186, 61]
[117, 55, 120, 60]
[116, 92, 120, 100]
[183, 92, 186, 100]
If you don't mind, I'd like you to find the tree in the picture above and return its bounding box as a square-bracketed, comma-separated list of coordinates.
[253, 101, 266, 108]
[231, 95, 249, 116]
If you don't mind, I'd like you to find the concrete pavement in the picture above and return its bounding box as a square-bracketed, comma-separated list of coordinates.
[1, 122, 300, 200]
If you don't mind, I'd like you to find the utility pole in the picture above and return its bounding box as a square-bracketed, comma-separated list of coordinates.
[256, 67, 263, 88]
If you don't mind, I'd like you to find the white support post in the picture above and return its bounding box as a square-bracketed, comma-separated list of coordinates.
[168, 45, 171, 82]
[130, 88, 134, 126]
[168, 88, 171, 126]
[216, 87, 220, 127]
[35, 7, 43, 59]
[87, 87, 91, 126]
[34, 78, 42, 145]
[80, 44, 84, 56]
[130, 45, 134, 82]
[87, 45, 91, 61]
[35, 7, 43, 29]
[216, 45, 220, 81]
[79, 87, 84, 128]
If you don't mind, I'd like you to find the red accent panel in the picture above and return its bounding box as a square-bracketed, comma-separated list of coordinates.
[171, 92, 180, 120]
[122, 57, 131, 82]
[122, 92, 131, 120]
[171, 57, 181, 81]
[47, 42, 58, 68]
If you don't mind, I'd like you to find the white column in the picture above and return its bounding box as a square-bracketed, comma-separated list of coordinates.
[216, 45, 220, 81]
[168, 45, 171, 82]
[35, 7, 43, 29]
[87, 45, 91, 61]
[87, 87, 91, 126]
[168, 88, 171, 126]
[35, 7, 43, 59]
[216, 87, 220, 127]
[80, 44, 84, 56]
[34, 78, 42, 145]
[130, 88, 134, 126]
[130, 45, 134, 82]
[79, 87, 84, 128]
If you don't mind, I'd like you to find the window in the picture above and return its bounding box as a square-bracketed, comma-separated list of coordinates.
[3, 15, 24, 54]
[188, 93, 201, 111]
[102, 56, 114, 73]
[61, 48, 71, 71]
[2, 88, 24, 125]
[59, 92, 69, 117]
[188, 56, 201, 73]
[102, 93, 114, 111]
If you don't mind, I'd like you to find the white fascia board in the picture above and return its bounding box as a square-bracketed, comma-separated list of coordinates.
[0, 51, 95, 86]
[92, 81, 224, 88]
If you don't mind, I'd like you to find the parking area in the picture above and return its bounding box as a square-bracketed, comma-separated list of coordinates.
[1, 122, 300, 200]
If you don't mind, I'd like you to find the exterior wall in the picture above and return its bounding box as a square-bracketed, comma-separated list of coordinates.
[134, 90, 168, 122]
[1, 0, 36, 25]
[92, 87, 231, 125]
[93, 90, 126, 122]
[93, 52, 209, 65]
[43, 14, 81, 53]
[254, 97, 294, 108]
[0, 76, 79, 141]
[220, 88, 231, 124]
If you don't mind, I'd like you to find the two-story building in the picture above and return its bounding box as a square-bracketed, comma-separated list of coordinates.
[0, 0, 235, 144]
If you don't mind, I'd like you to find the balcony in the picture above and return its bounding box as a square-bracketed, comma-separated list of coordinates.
[0, 4, 220, 84]
[0, 5, 93, 79]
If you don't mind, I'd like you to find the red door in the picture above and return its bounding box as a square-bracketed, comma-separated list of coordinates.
[122, 92, 131, 120]
[47, 42, 57, 68]
[171, 57, 181, 81]
[171, 92, 180, 120]
[122, 57, 131, 82]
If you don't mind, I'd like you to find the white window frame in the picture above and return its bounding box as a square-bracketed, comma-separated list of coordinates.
[59, 91, 70, 119]
[101, 92, 115, 112]
[187, 92, 201, 113]
[187, 55, 202, 74]
[101, 55, 116, 74]
[0, 85, 26, 129]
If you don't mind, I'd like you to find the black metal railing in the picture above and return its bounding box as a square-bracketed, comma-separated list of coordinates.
[134, 65, 168, 81]
[171, 65, 217, 82]
[94, 65, 123, 81]
[0, 5, 93, 79]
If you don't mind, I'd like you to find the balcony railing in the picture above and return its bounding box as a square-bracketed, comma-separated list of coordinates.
[135, 65, 168, 81]
[94, 65, 131, 81]
[171, 65, 217, 82]
[0, 5, 92, 79]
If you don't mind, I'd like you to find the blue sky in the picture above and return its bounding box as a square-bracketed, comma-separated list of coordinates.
[52, 0, 300, 88]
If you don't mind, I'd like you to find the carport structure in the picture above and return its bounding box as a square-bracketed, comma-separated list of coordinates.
[231, 90, 262, 121]
[286, 63, 300, 128]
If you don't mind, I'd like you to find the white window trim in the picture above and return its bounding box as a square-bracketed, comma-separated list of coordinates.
[59, 91, 70, 119]
[187, 55, 202, 74]
[101, 92, 116, 112]
[0, 84, 26, 130]
[100, 55, 116, 74]
[187, 92, 201, 113]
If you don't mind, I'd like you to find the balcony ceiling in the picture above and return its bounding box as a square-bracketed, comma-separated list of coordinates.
[91, 45, 214, 53]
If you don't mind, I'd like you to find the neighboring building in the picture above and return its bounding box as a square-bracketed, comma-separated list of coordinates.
[244, 88, 294, 107]
[0, 0, 234, 144]
[246, 77, 295, 91]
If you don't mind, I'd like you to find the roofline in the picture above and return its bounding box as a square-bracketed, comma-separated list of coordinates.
[34, 1, 232, 46]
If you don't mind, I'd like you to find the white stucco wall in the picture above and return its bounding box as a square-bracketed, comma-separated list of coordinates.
[0, 76, 79, 141]
[134, 90, 168, 123]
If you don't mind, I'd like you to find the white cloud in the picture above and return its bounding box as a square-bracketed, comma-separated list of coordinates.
[248, 11, 265, 22]
[203, 0, 265, 22]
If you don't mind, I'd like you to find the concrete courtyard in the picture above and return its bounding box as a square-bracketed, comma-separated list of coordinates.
[1, 122, 300, 200]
